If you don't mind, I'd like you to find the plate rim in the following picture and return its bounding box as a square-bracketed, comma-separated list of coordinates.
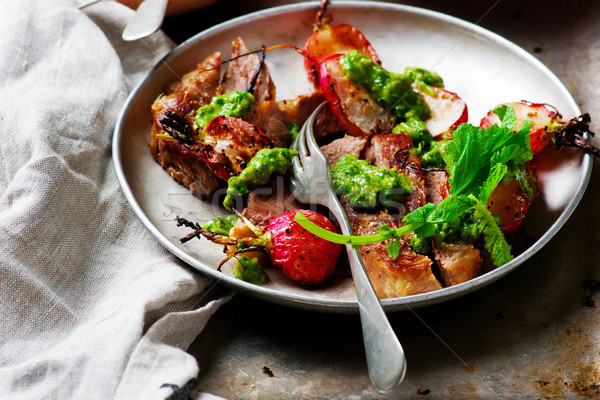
[112, 0, 593, 313]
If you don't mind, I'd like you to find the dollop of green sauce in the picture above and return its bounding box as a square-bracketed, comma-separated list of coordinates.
[286, 121, 300, 144]
[419, 139, 450, 170]
[195, 91, 255, 129]
[223, 148, 298, 210]
[201, 214, 239, 236]
[392, 117, 449, 169]
[331, 155, 412, 210]
[405, 67, 444, 96]
[434, 208, 483, 245]
[233, 257, 269, 284]
[339, 51, 441, 122]
[410, 208, 484, 255]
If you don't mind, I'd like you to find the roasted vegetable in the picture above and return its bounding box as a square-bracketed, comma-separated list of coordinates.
[480, 101, 562, 154]
[418, 86, 468, 139]
[177, 209, 341, 286]
[303, 0, 380, 85]
[267, 210, 341, 286]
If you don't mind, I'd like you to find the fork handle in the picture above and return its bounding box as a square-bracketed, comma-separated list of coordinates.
[328, 196, 407, 392]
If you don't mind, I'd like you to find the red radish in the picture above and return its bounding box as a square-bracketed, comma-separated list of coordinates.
[479, 103, 554, 233]
[418, 86, 468, 139]
[480, 102, 562, 154]
[485, 179, 534, 233]
[318, 54, 396, 136]
[304, 23, 380, 86]
[177, 209, 342, 286]
[303, 0, 379, 86]
[267, 210, 341, 286]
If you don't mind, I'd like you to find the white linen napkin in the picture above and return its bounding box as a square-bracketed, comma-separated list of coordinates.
[0, 1, 233, 399]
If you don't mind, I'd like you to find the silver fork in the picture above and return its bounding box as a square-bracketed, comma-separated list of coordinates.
[290, 102, 406, 392]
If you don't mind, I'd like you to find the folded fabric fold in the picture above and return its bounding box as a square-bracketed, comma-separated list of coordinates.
[0, 1, 231, 398]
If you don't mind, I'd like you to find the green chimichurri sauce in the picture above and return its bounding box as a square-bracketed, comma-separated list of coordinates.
[420, 140, 450, 169]
[223, 148, 298, 210]
[410, 208, 484, 255]
[233, 257, 269, 284]
[195, 91, 255, 129]
[201, 214, 239, 236]
[339, 50, 441, 122]
[434, 208, 483, 244]
[405, 67, 444, 97]
[392, 118, 449, 169]
[286, 121, 300, 143]
[331, 155, 412, 210]
[393, 117, 433, 151]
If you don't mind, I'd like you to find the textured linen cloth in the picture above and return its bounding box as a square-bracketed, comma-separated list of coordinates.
[0, 1, 232, 399]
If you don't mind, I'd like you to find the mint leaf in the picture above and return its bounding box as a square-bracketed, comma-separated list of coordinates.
[443, 108, 532, 201]
[469, 195, 513, 266]
[493, 104, 517, 130]
[444, 123, 484, 197]
[479, 163, 508, 204]
[426, 195, 473, 224]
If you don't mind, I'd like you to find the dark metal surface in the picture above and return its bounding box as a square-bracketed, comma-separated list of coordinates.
[160, 1, 600, 398]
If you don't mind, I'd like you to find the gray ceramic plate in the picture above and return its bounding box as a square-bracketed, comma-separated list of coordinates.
[113, 1, 592, 313]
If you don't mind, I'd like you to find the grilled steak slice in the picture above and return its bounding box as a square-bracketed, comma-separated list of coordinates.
[157, 140, 220, 200]
[423, 167, 482, 287]
[424, 170, 450, 205]
[246, 90, 342, 148]
[221, 37, 276, 102]
[342, 198, 441, 298]
[241, 179, 303, 231]
[320, 135, 367, 166]
[150, 52, 223, 199]
[368, 134, 426, 215]
[433, 243, 482, 286]
[199, 116, 272, 181]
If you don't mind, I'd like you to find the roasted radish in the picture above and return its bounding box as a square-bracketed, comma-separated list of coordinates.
[485, 178, 534, 233]
[481, 101, 599, 157]
[480, 101, 562, 154]
[267, 210, 341, 285]
[419, 86, 468, 139]
[317, 54, 396, 136]
[177, 210, 342, 286]
[304, 0, 380, 85]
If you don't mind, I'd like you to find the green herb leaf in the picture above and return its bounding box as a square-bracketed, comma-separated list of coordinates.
[479, 163, 508, 204]
[493, 104, 517, 130]
[294, 212, 389, 245]
[387, 239, 400, 260]
[469, 195, 513, 266]
[443, 106, 532, 202]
